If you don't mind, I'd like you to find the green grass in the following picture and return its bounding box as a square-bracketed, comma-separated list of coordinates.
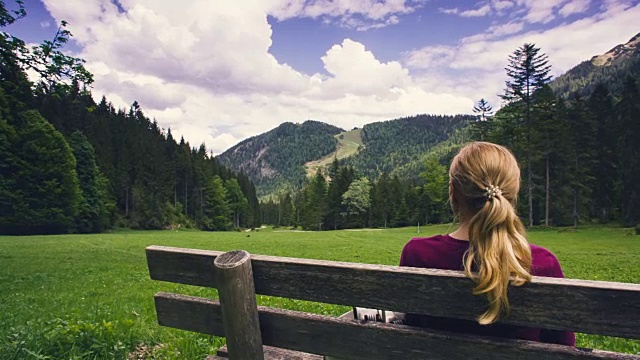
[1, 225, 639, 359]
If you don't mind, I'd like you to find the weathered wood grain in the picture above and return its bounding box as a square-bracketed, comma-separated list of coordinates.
[146, 245, 640, 339]
[214, 250, 264, 360]
[216, 345, 323, 360]
[147, 246, 640, 339]
[154, 293, 640, 360]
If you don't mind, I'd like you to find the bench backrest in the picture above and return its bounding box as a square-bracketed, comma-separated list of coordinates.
[146, 245, 640, 360]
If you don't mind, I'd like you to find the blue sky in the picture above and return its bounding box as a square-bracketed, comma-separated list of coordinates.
[6, 0, 640, 154]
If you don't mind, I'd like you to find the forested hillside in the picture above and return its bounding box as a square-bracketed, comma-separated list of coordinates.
[0, 8, 259, 234]
[217, 120, 343, 196]
[261, 39, 640, 231]
[344, 114, 472, 179]
[390, 126, 472, 181]
[551, 32, 640, 99]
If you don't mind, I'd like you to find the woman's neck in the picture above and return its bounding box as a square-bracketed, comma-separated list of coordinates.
[449, 222, 470, 241]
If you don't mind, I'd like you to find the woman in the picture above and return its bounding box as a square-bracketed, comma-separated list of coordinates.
[400, 142, 575, 346]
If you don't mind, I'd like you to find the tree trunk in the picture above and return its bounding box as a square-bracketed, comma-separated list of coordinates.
[573, 155, 579, 229]
[528, 162, 534, 227]
[545, 157, 550, 226]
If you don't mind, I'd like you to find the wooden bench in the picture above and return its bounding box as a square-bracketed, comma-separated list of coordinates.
[146, 245, 640, 360]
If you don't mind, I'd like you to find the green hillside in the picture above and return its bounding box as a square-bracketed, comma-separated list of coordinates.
[390, 126, 473, 181]
[216, 120, 344, 196]
[305, 128, 364, 177]
[344, 114, 473, 180]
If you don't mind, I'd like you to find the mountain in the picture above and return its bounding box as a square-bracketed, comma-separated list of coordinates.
[218, 115, 472, 196]
[343, 114, 472, 179]
[217, 120, 344, 196]
[551, 32, 640, 98]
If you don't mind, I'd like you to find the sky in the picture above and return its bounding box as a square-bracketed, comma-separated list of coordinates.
[6, 0, 640, 154]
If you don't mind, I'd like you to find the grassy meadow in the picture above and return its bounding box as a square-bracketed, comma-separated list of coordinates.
[1, 225, 639, 359]
[305, 128, 364, 176]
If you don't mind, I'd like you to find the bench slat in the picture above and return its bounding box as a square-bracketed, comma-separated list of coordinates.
[216, 345, 323, 360]
[147, 245, 640, 339]
[154, 292, 640, 360]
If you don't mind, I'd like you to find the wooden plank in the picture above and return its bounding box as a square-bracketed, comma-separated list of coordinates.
[214, 250, 264, 360]
[217, 345, 323, 360]
[154, 293, 640, 360]
[146, 245, 640, 339]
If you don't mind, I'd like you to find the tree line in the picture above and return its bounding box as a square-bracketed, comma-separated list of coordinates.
[260, 156, 454, 230]
[0, 4, 260, 234]
[471, 43, 640, 227]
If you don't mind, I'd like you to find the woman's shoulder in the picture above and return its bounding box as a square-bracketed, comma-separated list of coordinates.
[400, 234, 468, 268]
[405, 234, 451, 246]
[529, 244, 565, 278]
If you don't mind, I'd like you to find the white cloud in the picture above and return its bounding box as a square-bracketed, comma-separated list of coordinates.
[492, 0, 515, 11]
[41, 0, 471, 154]
[520, 0, 562, 24]
[460, 4, 492, 17]
[319, 39, 412, 97]
[440, 0, 598, 23]
[268, 0, 424, 30]
[405, 2, 640, 110]
[439, 7, 460, 15]
[558, 0, 591, 17]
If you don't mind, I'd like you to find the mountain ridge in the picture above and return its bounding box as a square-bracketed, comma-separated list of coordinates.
[550, 32, 640, 98]
[218, 33, 640, 198]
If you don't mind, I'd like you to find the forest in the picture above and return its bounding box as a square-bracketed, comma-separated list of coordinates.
[262, 43, 640, 230]
[2, 1, 638, 234]
[217, 120, 343, 196]
[0, 4, 260, 235]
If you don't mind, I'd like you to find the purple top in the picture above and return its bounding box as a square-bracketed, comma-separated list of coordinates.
[399, 234, 576, 346]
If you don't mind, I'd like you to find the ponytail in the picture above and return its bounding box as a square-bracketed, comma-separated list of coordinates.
[464, 193, 531, 324]
[449, 142, 532, 325]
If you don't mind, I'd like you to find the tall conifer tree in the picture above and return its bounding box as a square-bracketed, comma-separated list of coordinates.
[501, 43, 552, 227]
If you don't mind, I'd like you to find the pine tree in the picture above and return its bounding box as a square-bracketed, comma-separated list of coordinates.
[588, 84, 617, 222]
[302, 170, 327, 230]
[0, 111, 80, 234]
[530, 85, 557, 226]
[616, 77, 640, 226]
[471, 98, 494, 141]
[421, 156, 449, 224]
[200, 175, 231, 231]
[325, 162, 354, 229]
[566, 96, 598, 227]
[473, 98, 493, 121]
[279, 193, 295, 227]
[501, 43, 552, 227]
[225, 178, 248, 229]
[341, 177, 370, 228]
[68, 131, 109, 233]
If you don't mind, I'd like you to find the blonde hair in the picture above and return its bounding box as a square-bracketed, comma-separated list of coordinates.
[449, 142, 532, 325]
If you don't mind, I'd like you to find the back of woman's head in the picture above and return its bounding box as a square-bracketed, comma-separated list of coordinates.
[449, 141, 532, 325]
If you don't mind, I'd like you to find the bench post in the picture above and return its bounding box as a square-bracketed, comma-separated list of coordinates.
[214, 250, 264, 360]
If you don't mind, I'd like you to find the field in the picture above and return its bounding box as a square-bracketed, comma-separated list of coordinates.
[1, 225, 639, 359]
[305, 128, 364, 176]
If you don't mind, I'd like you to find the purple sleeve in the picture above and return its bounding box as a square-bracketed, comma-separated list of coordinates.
[537, 252, 576, 346]
[399, 240, 413, 266]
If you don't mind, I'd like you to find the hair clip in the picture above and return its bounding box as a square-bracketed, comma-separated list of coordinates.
[485, 184, 502, 200]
